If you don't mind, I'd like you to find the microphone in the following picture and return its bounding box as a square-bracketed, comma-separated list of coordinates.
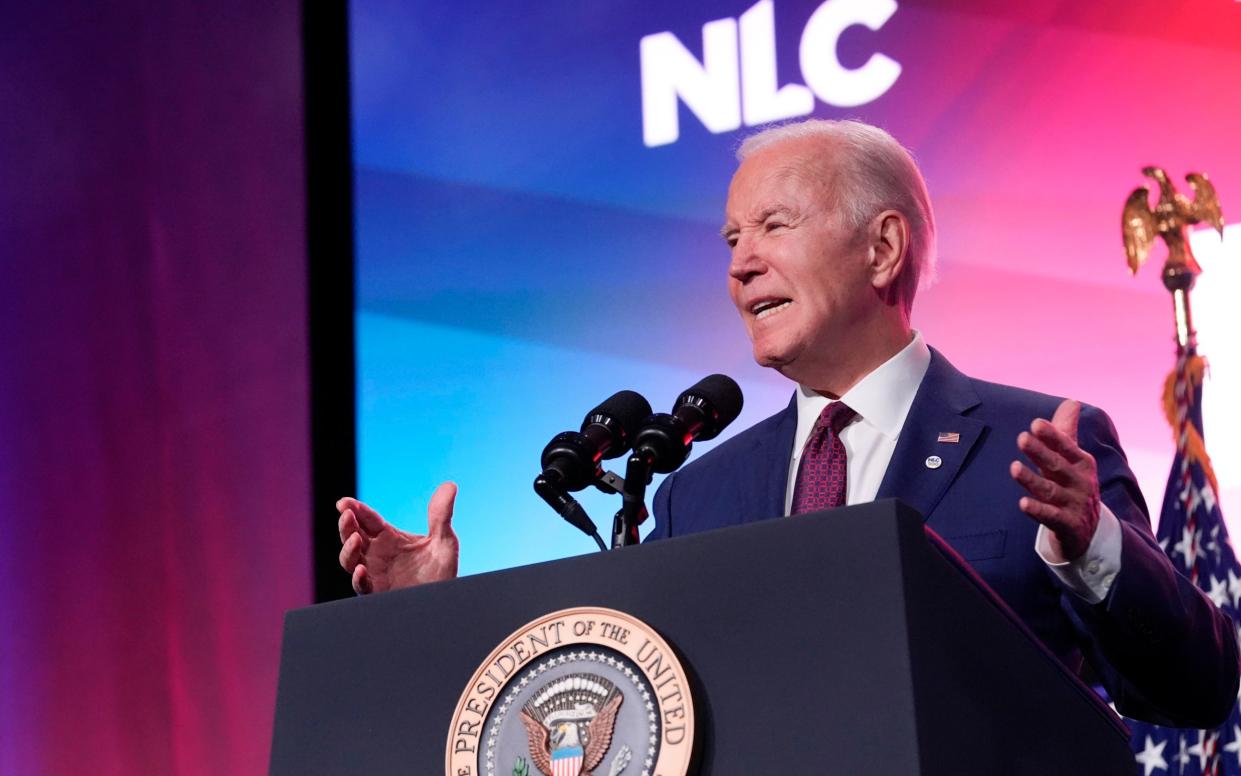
[631, 374, 744, 473]
[614, 375, 743, 548]
[535, 390, 653, 550]
[539, 390, 653, 491]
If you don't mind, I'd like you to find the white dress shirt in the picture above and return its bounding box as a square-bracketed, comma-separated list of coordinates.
[783, 331, 1121, 603]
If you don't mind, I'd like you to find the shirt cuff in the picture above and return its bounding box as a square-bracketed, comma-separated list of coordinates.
[1035, 504, 1123, 605]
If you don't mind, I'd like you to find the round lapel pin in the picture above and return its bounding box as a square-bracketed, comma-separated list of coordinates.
[925, 455, 943, 469]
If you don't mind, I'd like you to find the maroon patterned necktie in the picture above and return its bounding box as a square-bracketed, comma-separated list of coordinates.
[791, 402, 857, 515]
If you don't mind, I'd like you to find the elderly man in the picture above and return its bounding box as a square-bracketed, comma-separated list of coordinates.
[337, 119, 1239, 727]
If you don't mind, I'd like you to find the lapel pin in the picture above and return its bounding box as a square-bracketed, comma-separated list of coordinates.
[937, 432, 960, 444]
[925, 455, 943, 469]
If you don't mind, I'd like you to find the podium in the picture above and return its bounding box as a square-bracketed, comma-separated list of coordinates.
[270, 500, 1136, 774]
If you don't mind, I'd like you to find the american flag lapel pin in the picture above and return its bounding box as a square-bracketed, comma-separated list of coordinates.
[937, 432, 960, 444]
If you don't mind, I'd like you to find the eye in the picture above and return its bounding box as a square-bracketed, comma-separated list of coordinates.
[764, 220, 787, 233]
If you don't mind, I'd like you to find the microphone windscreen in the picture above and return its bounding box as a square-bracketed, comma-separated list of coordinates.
[582, 390, 653, 453]
[676, 374, 743, 441]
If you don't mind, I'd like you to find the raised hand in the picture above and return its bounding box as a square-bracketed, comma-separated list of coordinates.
[1009, 400, 1101, 561]
[336, 481, 459, 594]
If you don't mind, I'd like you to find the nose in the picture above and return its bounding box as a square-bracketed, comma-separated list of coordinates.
[728, 232, 765, 285]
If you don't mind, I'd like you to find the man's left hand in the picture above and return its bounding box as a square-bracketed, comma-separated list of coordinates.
[1009, 399, 1101, 561]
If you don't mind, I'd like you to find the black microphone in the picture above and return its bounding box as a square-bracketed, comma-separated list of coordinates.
[539, 389, 653, 491]
[631, 374, 744, 474]
[535, 390, 653, 550]
[613, 375, 743, 548]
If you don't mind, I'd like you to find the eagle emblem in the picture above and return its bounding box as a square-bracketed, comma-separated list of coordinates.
[1122, 166, 1224, 284]
[518, 673, 624, 776]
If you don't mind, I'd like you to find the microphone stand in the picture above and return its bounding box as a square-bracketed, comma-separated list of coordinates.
[615, 449, 656, 548]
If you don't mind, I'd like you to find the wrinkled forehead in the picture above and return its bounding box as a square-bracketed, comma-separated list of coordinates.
[725, 145, 840, 222]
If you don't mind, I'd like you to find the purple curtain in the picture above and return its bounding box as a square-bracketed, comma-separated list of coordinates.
[0, 2, 311, 773]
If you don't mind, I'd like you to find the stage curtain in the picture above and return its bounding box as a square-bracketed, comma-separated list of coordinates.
[0, 2, 311, 773]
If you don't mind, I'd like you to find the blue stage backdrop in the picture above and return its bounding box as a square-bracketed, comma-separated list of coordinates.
[349, 0, 1241, 576]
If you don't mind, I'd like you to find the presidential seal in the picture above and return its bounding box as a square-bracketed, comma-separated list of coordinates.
[446, 607, 694, 776]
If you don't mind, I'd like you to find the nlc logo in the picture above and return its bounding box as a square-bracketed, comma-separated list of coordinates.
[640, 0, 900, 147]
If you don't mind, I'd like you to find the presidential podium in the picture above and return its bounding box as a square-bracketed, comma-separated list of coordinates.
[269, 500, 1137, 775]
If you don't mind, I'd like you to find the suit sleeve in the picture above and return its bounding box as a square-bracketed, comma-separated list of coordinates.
[1063, 405, 1239, 727]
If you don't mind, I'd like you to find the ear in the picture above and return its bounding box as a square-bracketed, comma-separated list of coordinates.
[867, 210, 910, 302]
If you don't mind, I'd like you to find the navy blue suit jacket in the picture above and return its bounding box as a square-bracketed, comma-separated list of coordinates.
[648, 348, 1238, 727]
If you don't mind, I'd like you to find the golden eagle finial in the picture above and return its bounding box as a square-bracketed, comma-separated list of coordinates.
[1122, 167, 1223, 285]
[1122, 166, 1227, 351]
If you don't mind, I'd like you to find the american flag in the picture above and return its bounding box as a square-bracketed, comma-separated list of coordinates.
[1128, 350, 1241, 776]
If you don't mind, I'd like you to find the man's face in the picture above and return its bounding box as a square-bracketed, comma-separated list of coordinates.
[722, 140, 874, 380]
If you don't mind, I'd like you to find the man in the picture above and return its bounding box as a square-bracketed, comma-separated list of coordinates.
[337, 119, 1238, 727]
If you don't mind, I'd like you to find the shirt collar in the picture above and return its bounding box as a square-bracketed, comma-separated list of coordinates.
[794, 330, 931, 440]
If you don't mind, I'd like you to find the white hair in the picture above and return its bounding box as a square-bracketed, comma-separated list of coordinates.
[737, 119, 937, 314]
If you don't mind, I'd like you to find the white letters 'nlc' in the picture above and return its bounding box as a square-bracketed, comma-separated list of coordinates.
[640, 0, 900, 148]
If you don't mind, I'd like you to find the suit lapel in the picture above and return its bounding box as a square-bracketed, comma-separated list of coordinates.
[746, 394, 798, 522]
[876, 349, 986, 521]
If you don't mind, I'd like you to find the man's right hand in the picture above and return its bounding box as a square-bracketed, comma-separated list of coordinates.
[336, 481, 460, 595]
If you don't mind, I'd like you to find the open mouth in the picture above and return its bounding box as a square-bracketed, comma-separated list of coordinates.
[751, 299, 792, 321]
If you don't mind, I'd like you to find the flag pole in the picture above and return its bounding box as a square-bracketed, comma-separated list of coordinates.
[1163, 261, 1198, 354]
